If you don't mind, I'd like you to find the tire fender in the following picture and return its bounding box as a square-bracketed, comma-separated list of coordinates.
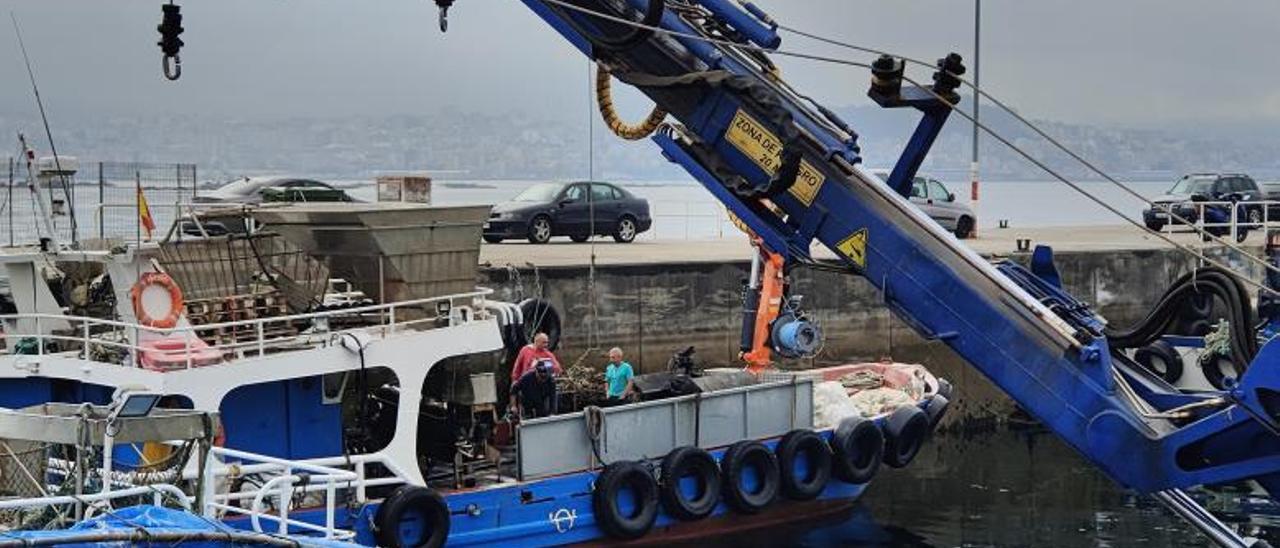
[774, 429, 832, 501]
[830, 416, 882, 484]
[1133, 340, 1184, 384]
[592, 461, 660, 540]
[372, 486, 451, 548]
[659, 446, 721, 520]
[882, 406, 929, 469]
[720, 440, 780, 514]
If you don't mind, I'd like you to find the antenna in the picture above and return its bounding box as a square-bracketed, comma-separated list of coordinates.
[10, 11, 77, 244]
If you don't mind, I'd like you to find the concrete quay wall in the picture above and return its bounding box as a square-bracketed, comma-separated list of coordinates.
[480, 244, 1261, 425]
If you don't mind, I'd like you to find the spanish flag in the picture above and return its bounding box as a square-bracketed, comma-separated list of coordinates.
[137, 185, 156, 239]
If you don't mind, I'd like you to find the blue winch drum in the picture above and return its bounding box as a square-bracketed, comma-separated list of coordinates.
[772, 317, 823, 358]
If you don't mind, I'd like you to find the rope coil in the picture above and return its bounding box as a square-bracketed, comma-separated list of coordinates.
[595, 64, 668, 141]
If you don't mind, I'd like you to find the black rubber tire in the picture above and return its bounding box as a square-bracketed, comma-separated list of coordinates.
[372, 485, 450, 548]
[482, 235, 503, 244]
[720, 440, 780, 514]
[613, 216, 638, 243]
[527, 215, 553, 244]
[1201, 353, 1237, 391]
[954, 216, 974, 239]
[1133, 340, 1184, 384]
[882, 406, 930, 469]
[1145, 220, 1166, 232]
[659, 446, 721, 521]
[925, 393, 950, 429]
[592, 461, 659, 540]
[517, 298, 561, 352]
[774, 430, 832, 501]
[830, 416, 882, 484]
[569, 234, 590, 243]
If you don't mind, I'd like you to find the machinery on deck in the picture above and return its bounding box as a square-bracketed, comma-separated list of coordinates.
[427, 1, 1280, 544]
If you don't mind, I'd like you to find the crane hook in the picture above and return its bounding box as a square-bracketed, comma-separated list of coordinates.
[157, 2, 185, 81]
[435, 0, 454, 33]
[162, 54, 181, 81]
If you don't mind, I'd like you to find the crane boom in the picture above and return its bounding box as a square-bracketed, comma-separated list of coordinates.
[466, 0, 1280, 501]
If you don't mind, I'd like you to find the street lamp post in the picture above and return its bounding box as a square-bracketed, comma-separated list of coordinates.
[970, 0, 981, 238]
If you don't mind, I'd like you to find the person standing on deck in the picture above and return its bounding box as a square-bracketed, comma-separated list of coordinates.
[603, 347, 635, 405]
[511, 332, 562, 383]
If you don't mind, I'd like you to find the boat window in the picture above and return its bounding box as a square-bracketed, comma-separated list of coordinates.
[513, 183, 562, 202]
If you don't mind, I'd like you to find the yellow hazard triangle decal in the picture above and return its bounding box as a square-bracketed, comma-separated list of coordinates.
[836, 229, 868, 268]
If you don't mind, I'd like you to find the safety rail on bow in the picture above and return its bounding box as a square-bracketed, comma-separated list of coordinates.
[0, 288, 499, 371]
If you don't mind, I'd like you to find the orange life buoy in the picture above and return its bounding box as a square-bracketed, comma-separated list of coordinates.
[131, 271, 184, 330]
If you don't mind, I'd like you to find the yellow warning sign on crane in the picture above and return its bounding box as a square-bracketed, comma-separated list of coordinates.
[837, 229, 868, 268]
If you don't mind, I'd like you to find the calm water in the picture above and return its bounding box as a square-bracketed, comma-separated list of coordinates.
[728, 428, 1277, 547]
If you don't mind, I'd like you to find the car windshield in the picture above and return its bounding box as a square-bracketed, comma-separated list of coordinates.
[1169, 177, 1215, 195]
[513, 183, 563, 202]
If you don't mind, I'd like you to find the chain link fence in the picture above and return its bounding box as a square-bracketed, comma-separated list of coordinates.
[1, 159, 196, 246]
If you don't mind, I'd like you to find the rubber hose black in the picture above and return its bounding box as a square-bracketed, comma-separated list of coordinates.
[1105, 267, 1257, 370]
[551, 0, 665, 53]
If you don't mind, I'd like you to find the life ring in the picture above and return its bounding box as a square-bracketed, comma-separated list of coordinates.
[372, 485, 451, 548]
[592, 461, 659, 540]
[774, 429, 832, 501]
[830, 416, 883, 484]
[659, 446, 721, 521]
[720, 440, 779, 514]
[131, 272, 184, 330]
[924, 393, 950, 429]
[1134, 340, 1184, 384]
[882, 406, 929, 469]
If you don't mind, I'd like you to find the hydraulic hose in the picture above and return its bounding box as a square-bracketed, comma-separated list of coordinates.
[1106, 267, 1258, 372]
[595, 64, 667, 140]
[550, 0, 665, 53]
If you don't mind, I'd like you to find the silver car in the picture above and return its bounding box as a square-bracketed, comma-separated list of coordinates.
[872, 170, 976, 238]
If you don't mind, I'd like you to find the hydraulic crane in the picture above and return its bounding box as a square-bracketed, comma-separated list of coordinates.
[423, 2, 1280, 543]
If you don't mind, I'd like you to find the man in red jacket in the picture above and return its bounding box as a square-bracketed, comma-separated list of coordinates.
[510, 332, 561, 384]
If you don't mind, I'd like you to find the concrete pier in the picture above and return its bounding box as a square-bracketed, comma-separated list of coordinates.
[478, 225, 1265, 426]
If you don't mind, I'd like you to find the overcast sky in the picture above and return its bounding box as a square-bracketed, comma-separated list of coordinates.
[0, 1, 1277, 130]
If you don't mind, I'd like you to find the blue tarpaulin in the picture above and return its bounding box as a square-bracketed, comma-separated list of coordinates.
[0, 505, 355, 547]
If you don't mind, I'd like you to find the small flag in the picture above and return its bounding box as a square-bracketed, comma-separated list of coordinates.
[137, 185, 156, 239]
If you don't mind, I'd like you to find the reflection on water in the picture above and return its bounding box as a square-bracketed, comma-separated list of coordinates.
[720, 429, 1278, 547]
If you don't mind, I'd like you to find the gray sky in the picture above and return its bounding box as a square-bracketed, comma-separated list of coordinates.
[1, 0, 1278, 129]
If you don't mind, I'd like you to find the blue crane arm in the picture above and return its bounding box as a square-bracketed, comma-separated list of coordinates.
[501, 0, 1280, 495]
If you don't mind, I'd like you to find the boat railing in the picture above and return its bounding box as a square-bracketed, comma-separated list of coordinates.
[1152, 199, 1280, 243]
[195, 446, 362, 540]
[0, 288, 505, 371]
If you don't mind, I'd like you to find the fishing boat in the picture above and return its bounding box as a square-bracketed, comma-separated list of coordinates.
[0, 191, 950, 546]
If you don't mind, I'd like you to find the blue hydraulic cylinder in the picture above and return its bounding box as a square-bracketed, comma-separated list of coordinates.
[694, 0, 781, 49]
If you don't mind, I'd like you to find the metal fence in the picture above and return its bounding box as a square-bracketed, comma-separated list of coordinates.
[2, 159, 196, 247]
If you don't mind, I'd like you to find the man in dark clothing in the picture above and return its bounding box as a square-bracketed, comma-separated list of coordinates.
[510, 359, 557, 419]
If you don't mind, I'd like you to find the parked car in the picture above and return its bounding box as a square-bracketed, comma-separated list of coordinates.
[483, 181, 652, 244]
[871, 170, 977, 238]
[1142, 173, 1274, 240]
[195, 176, 356, 204]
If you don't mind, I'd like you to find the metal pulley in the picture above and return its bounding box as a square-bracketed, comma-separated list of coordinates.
[157, 3, 184, 81]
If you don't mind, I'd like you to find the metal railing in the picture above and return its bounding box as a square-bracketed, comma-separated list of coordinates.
[1150, 199, 1280, 242]
[0, 288, 496, 370]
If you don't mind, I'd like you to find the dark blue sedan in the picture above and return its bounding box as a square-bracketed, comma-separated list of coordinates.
[483, 181, 653, 244]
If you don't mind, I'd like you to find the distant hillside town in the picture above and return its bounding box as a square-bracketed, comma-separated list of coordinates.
[2, 101, 1278, 184]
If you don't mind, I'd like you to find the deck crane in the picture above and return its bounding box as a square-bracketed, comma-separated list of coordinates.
[428, 1, 1280, 544]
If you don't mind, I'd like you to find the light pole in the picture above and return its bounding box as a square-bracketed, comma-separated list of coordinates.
[969, 0, 981, 238]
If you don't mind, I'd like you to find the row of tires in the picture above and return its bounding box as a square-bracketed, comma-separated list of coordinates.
[372, 397, 949, 547]
[594, 402, 945, 540]
[1133, 339, 1238, 390]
